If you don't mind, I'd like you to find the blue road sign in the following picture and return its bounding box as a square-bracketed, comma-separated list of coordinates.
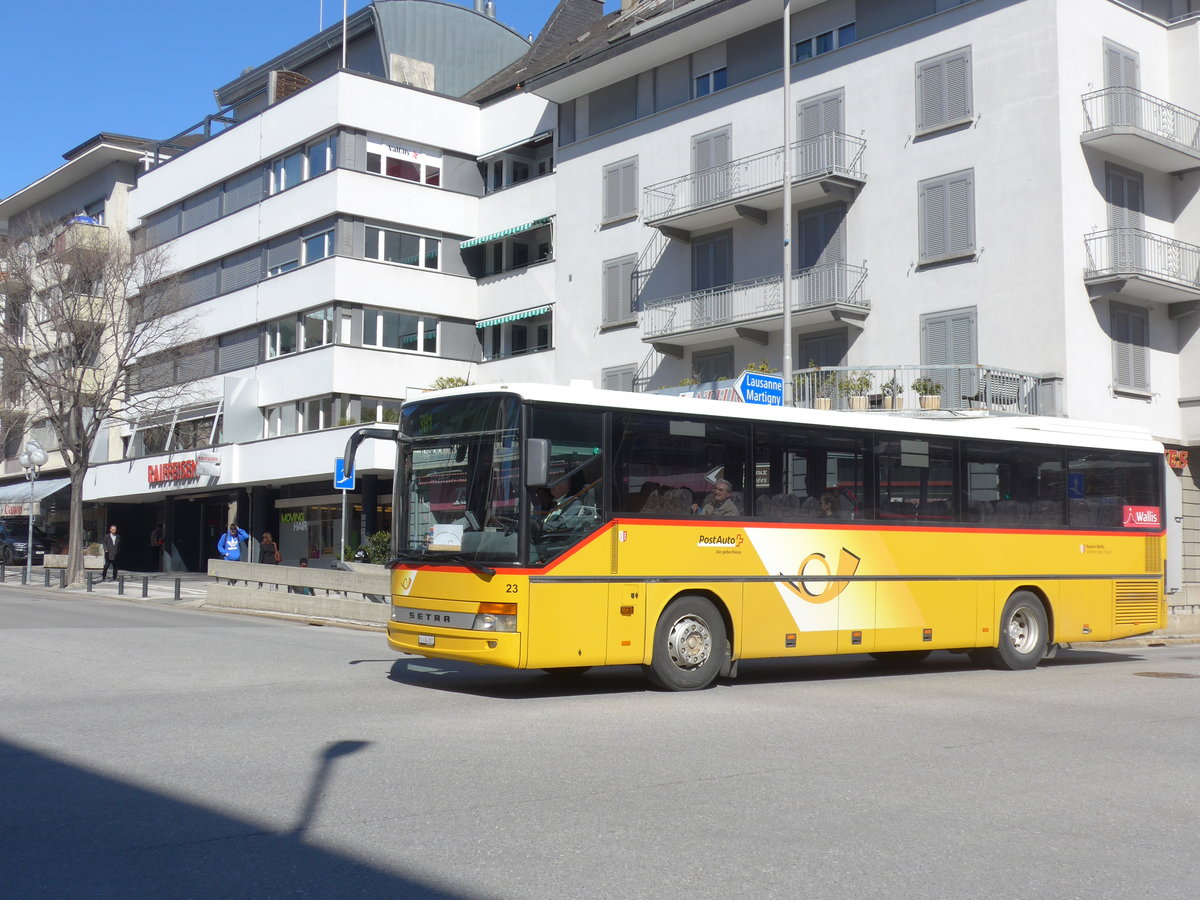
[334, 457, 355, 490]
[737, 370, 784, 406]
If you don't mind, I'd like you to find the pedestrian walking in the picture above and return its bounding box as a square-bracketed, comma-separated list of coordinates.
[101, 524, 120, 581]
[149, 523, 164, 571]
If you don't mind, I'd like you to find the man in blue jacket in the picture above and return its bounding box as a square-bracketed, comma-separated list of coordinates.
[217, 524, 248, 561]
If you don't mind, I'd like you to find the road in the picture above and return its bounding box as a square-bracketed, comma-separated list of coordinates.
[1, 588, 1197, 899]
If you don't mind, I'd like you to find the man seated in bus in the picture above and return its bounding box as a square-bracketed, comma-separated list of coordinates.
[693, 479, 739, 516]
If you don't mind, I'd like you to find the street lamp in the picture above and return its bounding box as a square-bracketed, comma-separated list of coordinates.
[18, 439, 48, 583]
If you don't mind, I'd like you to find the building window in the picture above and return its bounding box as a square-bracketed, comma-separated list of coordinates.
[1111, 303, 1149, 393]
[300, 396, 336, 432]
[366, 136, 441, 187]
[264, 404, 297, 438]
[479, 313, 552, 361]
[918, 169, 975, 264]
[264, 318, 298, 359]
[794, 22, 855, 62]
[921, 306, 978, 403]
[692, 347, 734, 383]
[360, 397, 404, 423]
[362, 308, 437, 354]
[693, 66, 727, 98]
[602, 255, 637, 326]
[916, 47, 973, 133]
[303, 229, 334, 264]
[271, 150, 304, 194]
[602, 365, 636, 392]
[270, 132, 337, 194]
[365, 226, 440, 270]
[602, 157, 638, 223]
[301, 307, 335, 350]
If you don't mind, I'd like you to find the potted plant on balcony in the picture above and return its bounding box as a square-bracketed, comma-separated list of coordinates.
[811, 365, 838, 410]
[839, 371, 873, 411]
[912, 377, 943, 410]
[881, 376, 904, 410]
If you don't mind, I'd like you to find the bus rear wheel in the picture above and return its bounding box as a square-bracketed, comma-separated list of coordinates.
[645, 596, 727, 691]
[974, 591, 1048, 670]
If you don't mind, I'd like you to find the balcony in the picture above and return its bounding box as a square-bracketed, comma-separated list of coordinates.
[642, 133, 866, 239]
[1083, 228, 1200, 313]
[51, 222, 109, 266]
[1080, 87, 1200, 173]
[640, 262, 867, 347]
[793, 364, 1048, 415]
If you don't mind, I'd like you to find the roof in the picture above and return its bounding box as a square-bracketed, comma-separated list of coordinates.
[0, 134, 155, 218]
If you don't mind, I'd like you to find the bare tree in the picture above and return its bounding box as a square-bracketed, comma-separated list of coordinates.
[0, 215, 194, 584]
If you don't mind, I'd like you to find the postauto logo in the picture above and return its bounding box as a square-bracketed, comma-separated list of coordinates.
[697, 533, 743, 548]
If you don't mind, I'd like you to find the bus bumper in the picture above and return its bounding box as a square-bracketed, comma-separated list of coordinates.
[387, 623, 523, 669]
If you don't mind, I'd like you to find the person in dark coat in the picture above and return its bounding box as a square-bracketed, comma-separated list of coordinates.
[101, 524, 120, 581]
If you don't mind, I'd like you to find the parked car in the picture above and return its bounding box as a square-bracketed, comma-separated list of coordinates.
[0, 521, 50, 564]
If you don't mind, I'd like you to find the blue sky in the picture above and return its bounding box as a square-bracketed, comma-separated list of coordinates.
[1, 0, 615, 202]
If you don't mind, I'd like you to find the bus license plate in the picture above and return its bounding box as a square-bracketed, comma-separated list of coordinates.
[418, 635, 435, 647]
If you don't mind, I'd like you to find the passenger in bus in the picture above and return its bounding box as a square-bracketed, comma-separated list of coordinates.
[693, 479, 739, 516]
[818, 493, 836, 518]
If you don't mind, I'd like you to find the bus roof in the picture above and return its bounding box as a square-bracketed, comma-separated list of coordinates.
[406, 383, 1164, 455]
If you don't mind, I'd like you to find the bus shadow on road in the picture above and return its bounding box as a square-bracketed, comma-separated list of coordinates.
[387, 657, 652, 698]
[385, 646, 1148, 696]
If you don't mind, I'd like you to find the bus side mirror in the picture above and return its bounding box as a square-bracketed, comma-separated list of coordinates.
[526, 438, 550, 487]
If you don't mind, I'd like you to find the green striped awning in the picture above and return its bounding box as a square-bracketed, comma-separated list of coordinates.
[476, 305, 551, 329]
[459, 217, 552, 249]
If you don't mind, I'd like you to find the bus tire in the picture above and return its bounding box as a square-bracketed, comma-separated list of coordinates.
[868, 650, 931, 665]
[976, 591, 1048, 670]
[645, 595, 727, 691]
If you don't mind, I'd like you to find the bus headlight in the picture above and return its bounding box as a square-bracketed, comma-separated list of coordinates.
[473, 602, 517, 632]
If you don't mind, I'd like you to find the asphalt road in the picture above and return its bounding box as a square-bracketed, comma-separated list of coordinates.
[1, 588, 1197, 899]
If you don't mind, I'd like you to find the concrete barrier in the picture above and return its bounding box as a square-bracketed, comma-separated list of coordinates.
[205, 560, 391, 625]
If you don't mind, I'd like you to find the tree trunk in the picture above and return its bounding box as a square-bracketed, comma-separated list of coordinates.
[66, 468, 87, 586]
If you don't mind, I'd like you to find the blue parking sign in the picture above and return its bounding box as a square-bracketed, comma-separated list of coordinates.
[334, 457, 355, 490]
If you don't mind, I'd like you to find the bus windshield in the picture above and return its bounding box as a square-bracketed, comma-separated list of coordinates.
[400, 394, 521, 565]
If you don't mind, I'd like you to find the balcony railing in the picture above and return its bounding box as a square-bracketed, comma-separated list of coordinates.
[51, 222, 109, 265]
[794, 364, 1044, 414]
[1081, 87, 1200, 170]
[1084, 228, 1200, 302]
[642, 132, 866, 222]
[641, 262, 868, 340]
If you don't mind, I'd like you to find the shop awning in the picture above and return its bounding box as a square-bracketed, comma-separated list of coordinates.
[476, 305, 552, 329]
[459, 217, 552, 249]
[0, 476, 71, 504]
[480, 130, 553, 159]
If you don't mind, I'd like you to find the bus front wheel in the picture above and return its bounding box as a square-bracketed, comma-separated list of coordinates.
[975, 591, 1048, 670]
[645, 596, 727, 691]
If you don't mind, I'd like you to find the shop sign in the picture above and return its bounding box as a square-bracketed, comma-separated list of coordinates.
[147, 458, 198, 486]
[2, 502, 37, 516]
[1165, 449, 1189, 470]
[197, 450, 221, 477]
[281, 511, 308, 532]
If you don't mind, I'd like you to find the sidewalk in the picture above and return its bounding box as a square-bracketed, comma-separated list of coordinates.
[0, 566, 214, 607]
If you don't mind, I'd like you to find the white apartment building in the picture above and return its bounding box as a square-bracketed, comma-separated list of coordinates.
[58, 0, 1197, 604]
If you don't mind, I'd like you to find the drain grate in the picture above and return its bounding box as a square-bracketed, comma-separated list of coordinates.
[1134, 671, 1200, 679]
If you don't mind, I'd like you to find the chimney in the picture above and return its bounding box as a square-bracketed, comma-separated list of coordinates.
[485, 0, 496, 18]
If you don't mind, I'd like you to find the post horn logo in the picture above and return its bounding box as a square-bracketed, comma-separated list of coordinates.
[782, 548, 861, 604]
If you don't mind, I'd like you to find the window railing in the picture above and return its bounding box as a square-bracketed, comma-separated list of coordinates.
[642, 133, 867, 222]
[1084, 227, 1200, 291]
[641, 262, 867, 339]
[794, 364, 1043, 414]
[1081, 86, 1200, 151]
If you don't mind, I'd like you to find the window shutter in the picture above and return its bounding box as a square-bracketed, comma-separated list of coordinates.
[218, 328, 260, 372]
[181, 263, 219, 306]
[1111, 304, 1149, 391]
[222, 167, 266, 216]
[946, 171, 974, 255]
[144, 206, 181, 247]
[603, 365, 636, 392]
[920, 179, 946, 260]
[920, 170, 974, 263]
[182, 187, 220, 233]
[602, 256, 635, 324]
[603, 159, 637, 221]
[266, 235, 301, 272]
[222, 247, 263, 293]
[917, 60, 945, 131]
[620, 161, 637, 218]
[945, 52, 971, 121]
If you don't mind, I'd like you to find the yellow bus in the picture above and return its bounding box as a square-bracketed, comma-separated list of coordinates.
[346, 383, 1166, 691]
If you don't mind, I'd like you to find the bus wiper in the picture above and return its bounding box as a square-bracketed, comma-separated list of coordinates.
[436, 554, 496, 577]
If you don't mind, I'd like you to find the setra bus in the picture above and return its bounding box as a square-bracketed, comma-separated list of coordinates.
[345, 382, 1166, 691]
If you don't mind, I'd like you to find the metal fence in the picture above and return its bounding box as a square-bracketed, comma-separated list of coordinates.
[1084, 228, 1200, 290]
[794, 364, 1043, 414]
[1081, 86, 1200, 149]
[641, 263, 868, 339]
[642, 133, 866, 222]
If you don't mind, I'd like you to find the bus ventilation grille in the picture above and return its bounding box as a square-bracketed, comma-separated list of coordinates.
[1114, 582, 1160, 625]
[1144, 536, 1161, 574]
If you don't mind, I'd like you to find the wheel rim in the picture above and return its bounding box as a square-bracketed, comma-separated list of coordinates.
[1006, 605, 1040, 654]
[665, 614, 713, 670]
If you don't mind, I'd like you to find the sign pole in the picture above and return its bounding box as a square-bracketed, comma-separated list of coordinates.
[340, 489, 348, 563]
